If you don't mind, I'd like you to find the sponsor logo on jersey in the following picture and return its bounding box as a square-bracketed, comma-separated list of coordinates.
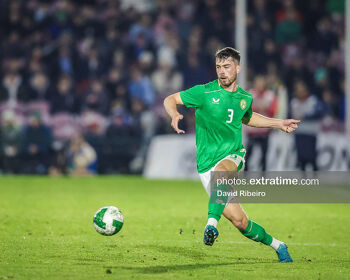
[240, 99, 247, 110]
[212, 98, 220, 104]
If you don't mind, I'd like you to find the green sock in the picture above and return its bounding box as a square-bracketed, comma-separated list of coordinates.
[208, 183, 229, 222]
[208, 201, 226, 221]
[240, 219, 273, 246]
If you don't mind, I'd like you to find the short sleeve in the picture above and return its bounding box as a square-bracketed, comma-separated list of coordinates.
[242, 100, 253, 123]
[180, 85, 204, 108]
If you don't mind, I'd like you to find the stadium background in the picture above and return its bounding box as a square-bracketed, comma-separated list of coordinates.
[0, 0, 348, 176]
[1, 1, 350, 280]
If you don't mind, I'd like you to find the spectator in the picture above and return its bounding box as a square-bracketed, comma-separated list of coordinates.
[321, 88, 339, 118]
[152, 48, 183, 100]
[153, 10, 178, 46]
[312, 17, 338, 55]
[276, 0, 302, 23]
[313, 67, 330, 98]
[106, 67, 125, 99]
[128, 68, 155, 106]
[50, 75, 76, 114]
[104, 109, 141, 173]
[283, 54, 313, 96]
[326, 0, 345, 14]
[82, 79, 110, 115]
[247, 0, 274, 73]
[0, 70, 28, 105]
[81, 46, 105, 78]
[83, 113, 106, 174]
[182, 51, 210, 88]
[138, 51, 154, 75]
[129, 14, 153, 45]
[275, 8, 302, 45]
[21, 111, 53, 174]
[48, 141, 68, 176]
[56, 46, 76, 77]
[28, 72, 51, 102]
[0, 110, 22, 173]
[262, 39, 281, 70]
[290, 80, 327, 171]
[176, 1, 195, 41]
[266, 68, 288, 119]
[129, 97, 157, 172]
[110, 83, 131, 112]
[67, 134, 97, 176]
[246, 75, 278, 171]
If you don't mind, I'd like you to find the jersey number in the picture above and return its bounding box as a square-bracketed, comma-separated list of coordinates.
[226, 109, 234, 123]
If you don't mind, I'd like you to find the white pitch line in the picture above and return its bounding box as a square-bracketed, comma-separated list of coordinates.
[222, 241, 344, 247]
[158, 240, 349, 247]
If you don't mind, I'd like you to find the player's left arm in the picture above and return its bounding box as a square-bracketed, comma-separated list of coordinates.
[243, 112, 300, 134]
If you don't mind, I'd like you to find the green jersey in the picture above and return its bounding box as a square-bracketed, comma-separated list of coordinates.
[180, 80, 253, 173]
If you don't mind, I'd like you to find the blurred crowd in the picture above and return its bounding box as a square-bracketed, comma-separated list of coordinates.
[0, 0, 345, 174]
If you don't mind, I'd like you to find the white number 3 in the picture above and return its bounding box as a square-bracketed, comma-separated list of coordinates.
[226, 109, 234, 123]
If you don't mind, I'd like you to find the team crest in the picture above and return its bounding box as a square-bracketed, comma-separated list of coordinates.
[240, 99, 247, 110]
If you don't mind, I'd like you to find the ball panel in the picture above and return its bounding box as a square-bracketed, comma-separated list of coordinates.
[93, 207, 108, 229]
[112, 220, 123, 234]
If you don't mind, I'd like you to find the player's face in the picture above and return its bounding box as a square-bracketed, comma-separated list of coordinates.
[216, 57, 241, 87]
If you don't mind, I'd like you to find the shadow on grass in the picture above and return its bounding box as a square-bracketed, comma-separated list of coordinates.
[107, 259, 274, 274]
[121, 262, 235, 273]
[138, 244, 208, 260]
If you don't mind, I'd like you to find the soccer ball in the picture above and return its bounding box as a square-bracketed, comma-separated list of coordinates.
[93, 206, 124, 236]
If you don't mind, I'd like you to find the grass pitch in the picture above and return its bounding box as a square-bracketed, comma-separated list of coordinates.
[0, 176, 349, 280]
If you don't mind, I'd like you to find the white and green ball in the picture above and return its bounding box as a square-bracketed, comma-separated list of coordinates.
[93, 206, 124, 236]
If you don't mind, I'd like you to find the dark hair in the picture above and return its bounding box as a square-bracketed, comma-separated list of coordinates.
[215, 47, 240, 64]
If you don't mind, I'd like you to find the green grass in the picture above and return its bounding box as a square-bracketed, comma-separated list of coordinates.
[0, 176, 349, 280]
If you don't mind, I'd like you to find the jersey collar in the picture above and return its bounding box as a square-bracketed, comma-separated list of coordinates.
[217, 79, 240, 95]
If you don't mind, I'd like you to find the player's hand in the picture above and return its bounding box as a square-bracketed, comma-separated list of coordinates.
[171, 114, 185, 134]
[280, 119, 300, 133]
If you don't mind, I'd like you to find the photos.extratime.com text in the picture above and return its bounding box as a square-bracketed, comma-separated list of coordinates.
[216, 177, 320, 186]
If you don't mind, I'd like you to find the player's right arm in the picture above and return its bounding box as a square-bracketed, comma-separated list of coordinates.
[164, 92, 185, 134]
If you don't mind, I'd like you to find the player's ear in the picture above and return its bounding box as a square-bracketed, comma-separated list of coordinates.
[236, 64, 241, 74]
